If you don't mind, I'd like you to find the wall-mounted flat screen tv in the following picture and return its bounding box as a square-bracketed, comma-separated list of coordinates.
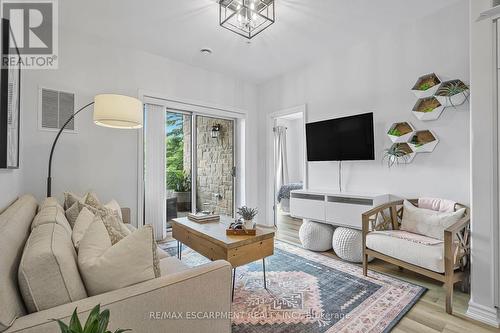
[306, 112, 374, 161]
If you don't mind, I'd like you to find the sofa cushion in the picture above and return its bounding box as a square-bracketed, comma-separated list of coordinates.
[78, 221, 160, 296]
[38, 197, 63, 211]
[160, 257, 189, 275]
[366, 230, 448, 273]
[0, 195, 38, 331]
[18, 223, 88, 313]
[31, 202, 72, 236]
[401, 200, 465, 240]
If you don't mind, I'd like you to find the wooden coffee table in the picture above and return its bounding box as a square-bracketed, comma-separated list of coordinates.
[171, 216, 275, 300]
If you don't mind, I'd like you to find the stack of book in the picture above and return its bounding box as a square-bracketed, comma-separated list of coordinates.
[187, 213, 220, 223]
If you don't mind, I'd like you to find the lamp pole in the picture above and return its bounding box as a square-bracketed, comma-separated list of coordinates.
[47, 101, 94, 197]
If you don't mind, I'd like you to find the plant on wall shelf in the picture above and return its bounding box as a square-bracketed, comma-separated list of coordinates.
[53, 304, 130, 333]
[435, 79, 469, 107]
[412, 73, 441, 98]
[387, 128, 402, 137]
[412, 97, 444, 121]
[419, 82, 432, 91]
[383, 143, 412, 168]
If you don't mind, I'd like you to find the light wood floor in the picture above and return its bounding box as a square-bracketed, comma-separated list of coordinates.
[275, 212, 500, 333]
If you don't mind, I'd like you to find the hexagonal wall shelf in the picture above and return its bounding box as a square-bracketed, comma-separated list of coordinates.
[387, 122, 415, 143]
[408, 130, 439, 153]
[412, 73, 441, 99]
[412, 97, 444, 121]
[386, 142, 416, 165]
[435, 79, 469, 107]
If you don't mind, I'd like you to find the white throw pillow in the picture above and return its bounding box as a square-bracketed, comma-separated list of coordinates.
[72, 207, 95, 250]
[400, 200, 465, 240]
[104, 199, 122, 220]
[77, 220, 160, 296]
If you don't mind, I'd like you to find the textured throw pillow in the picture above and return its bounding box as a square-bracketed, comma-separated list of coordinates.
[401, 200, 465, 240]
[65, 201, 81, 228]
[104, 199, 122, 221]
[97, 212, 131, 245]
[64, 192, 86, 210]
[77, 220, 160, 296]
[84, 192, 102, 210]
[72, 207, 95, 250]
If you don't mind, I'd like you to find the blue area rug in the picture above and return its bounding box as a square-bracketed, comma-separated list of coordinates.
[160, 241, 425, 333]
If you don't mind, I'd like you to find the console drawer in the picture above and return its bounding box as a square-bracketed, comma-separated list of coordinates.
[325, 200, 369, 229]
[290, 193, 325, 221]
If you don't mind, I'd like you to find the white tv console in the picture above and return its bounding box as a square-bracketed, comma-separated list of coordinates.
[290, 190, 390, 230]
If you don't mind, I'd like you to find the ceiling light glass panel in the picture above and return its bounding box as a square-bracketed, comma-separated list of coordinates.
[219, 0, 275, 39]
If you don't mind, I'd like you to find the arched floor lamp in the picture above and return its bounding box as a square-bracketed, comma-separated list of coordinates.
[47, 94, 143, 197]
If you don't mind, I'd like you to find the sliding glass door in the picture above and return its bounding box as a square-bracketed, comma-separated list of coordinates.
[165, 111, 192, 227]
[164, 111, 235, 229]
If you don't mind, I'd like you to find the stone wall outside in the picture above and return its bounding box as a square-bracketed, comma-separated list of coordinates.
[195, 117, 234, 215]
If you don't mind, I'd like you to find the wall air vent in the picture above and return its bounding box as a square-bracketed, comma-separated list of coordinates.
[38, 87, 75, 131]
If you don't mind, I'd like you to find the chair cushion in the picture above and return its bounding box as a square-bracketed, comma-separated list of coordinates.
[159, 257, 190, 275]
[78, 221, 160, 296]
[366, 230, 447, 273]
[18, 223, 88, 313]
[401, 200, 465, 240]
[0, 195, 37, 331]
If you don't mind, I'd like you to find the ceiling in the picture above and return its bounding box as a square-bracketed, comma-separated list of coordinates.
[60, 0, 463, 84]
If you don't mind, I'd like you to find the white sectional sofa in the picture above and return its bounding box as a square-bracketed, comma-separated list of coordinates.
[0, 195, 232, 333]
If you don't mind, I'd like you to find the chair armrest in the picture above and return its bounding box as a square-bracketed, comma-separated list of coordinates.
[444, 214, 470, 272]
[444, 215, 470, 235]
[5, 261, 232, 333]
[362, 200, 404, 233]
[121, 207, 131, 224]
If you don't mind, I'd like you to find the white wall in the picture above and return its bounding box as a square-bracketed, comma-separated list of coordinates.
[18, 28, 258, 225]
[467, 0, 500, 326]
[0, 169, 23, 209]
[258, 1, 470, 218]
[276, 117, 304, 183]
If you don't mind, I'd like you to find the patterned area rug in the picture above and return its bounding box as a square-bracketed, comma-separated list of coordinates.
[160, 241, 426, 333]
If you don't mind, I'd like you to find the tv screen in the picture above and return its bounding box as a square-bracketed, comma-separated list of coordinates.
[306, 112, 374, 161]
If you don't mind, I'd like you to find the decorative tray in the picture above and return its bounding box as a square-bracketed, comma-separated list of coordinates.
[226, 228, 256, 236]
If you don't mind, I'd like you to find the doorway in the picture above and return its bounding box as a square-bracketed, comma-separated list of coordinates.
[270, 107, 307, 244]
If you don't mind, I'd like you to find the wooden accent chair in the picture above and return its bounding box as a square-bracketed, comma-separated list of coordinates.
[362, 199, 470, 314]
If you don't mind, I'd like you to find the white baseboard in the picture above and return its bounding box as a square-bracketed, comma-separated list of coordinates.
[466, 301, 499, 328]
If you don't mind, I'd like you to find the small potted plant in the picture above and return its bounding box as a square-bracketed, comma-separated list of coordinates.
[412, 97, 444, 121]
[435, 79, 469, 107]
[383, 143, 415, 168]
[411, 73, 441, 98]
[54, 304, 130, 333]
[408, 130, 439, 153]
[387, 122, 415, 143]
[237, 206, 258, 229]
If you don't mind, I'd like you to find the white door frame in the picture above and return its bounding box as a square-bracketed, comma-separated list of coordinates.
[266, 104, 307, 227]
[137, 89, 247, 227]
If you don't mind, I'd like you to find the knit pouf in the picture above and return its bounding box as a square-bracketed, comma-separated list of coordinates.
[299, 220, 334, 251]
[332, 227, 373, 263]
